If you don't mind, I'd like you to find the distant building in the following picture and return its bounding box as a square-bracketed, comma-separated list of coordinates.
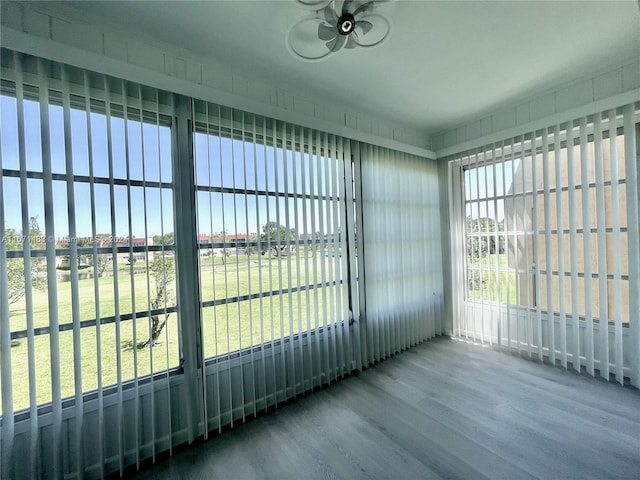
[505, 135, 628, 321]
[55, 236, 154, 268]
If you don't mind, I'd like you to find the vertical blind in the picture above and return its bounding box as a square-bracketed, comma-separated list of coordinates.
[0, 51, 180, 479]
[0, 49, 443, 478]
[360, 144, 443, 365]
[448, 103, 640, 386]
[191, 99, 356, 434]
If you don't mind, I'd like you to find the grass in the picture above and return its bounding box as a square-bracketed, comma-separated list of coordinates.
[467, 254, 520, 305]
[5, 250, 344, 413]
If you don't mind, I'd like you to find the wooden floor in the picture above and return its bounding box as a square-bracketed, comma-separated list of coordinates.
[129, 337, 640, 480]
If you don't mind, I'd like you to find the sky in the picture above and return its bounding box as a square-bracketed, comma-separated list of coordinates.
[1, 95, 338, 242]
[464, 159, 518, 222]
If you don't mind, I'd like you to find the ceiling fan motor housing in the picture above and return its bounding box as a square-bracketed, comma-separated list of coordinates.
[337, 12, 356, 35]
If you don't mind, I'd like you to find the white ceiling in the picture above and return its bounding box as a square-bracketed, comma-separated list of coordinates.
[26, 1, 640, 135]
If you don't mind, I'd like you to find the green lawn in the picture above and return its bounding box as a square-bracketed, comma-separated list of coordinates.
[467, 254, 519, 305]
[5, 251, 343, 413]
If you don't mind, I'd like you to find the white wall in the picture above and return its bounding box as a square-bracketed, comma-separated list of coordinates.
[431, 58, 640, 156]
[0, 1, 434, 159]
[432, 60, 640, 337]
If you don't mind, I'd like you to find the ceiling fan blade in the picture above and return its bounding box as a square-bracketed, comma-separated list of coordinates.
[342, 0, 354, 14]
[345, 35, 358, 49]
[318, 23, 336, 41]
[355, 19, 373, 35]
[326, 34, 347, 52]
[353, 1, 373, 17]
[323, 3, 338, 23]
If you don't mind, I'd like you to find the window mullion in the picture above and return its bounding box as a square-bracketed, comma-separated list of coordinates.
[171, 94, 203, 442]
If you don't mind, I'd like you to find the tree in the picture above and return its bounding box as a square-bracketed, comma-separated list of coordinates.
[466, 217, 504, 292]
[215, 231, 230, 265]
[221, 247, 230, 264]
[246, 233, 259, 256]
[140, 255, 175, 348]
[260, 221, 296, 256]
[73, 236, 88, 266]
[92, 235, 112, 278]
[312, 231, 324, 252]
[152, 232, 174, 246]
[4, 217, 47, 305]
[466, 217, 504, 262]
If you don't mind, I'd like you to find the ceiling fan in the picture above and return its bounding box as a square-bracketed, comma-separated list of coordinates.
[287, 0, 392, 62]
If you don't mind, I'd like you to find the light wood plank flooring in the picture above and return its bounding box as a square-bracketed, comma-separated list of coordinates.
[128, 337, 640, 479]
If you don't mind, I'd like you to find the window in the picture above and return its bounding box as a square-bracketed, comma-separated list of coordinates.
[192, 103, 352, 361]
[1, 57, 178, 415]
[450, 104, 639, 381]
[462, 118, 632, 324]
[464, 159, 514, 305]
[0, 50, 443, 479]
